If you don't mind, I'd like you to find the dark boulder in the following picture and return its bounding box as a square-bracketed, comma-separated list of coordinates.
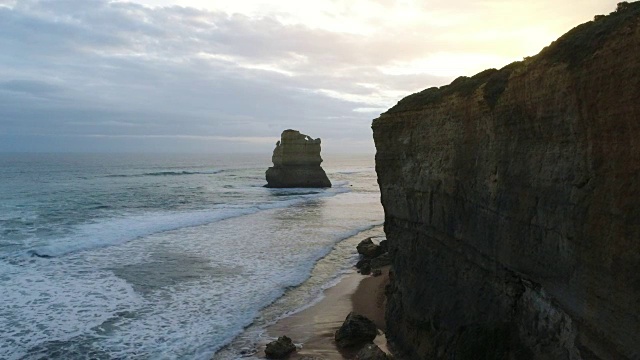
[356, 238, 382, 259]
[355, 258, 371, 270]
[355, 343, 389, 360]
[334, 312, 377, 348]
[265, 336, 296, 359]
[359, 262, 372, 275]
[378, 239, 388, 253]
[370, 253, 391, 269]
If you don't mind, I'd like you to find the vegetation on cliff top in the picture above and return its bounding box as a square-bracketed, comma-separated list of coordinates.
[540, 1, 640, 67]
[386, 1, 640, 114]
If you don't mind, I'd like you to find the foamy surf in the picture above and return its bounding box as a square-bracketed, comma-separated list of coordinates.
[0, 153, 382, 360]
[19, 187, 351, 259]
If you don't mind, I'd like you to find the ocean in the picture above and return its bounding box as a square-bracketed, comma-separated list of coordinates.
[0, 153, 384, 360]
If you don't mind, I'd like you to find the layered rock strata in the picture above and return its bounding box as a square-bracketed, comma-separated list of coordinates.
[265, 129, 331, 188]
[373, 4, 640, 359]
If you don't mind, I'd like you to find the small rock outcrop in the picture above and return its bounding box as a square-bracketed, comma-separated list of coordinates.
[378, 240, 388, 253]
[265, 336, 296, 359]
[334, 312, 377, 349]
[356, 237, 390, 276]
[355, 258, 370, 270]
[369, 253, 390, 269]
[358, 262, 372, 275]
[355, 343, 389, 360]
[265, 130, 331, 188]
[356, 238, 383, 259]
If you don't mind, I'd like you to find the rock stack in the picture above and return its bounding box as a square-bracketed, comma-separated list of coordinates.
[265, 129, 331, 188]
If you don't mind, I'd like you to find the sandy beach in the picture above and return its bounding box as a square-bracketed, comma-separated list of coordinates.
[261, 266, 390, 359]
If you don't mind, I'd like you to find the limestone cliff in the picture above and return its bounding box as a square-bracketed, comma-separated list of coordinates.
[373, 3, 640, 359]
[265, 130, 331, 188]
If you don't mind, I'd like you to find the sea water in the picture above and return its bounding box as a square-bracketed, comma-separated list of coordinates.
[0, 153, 383, 359]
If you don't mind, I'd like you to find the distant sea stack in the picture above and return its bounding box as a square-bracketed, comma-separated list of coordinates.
[265, 130, 331, 188]
[374, 3, 640, 360]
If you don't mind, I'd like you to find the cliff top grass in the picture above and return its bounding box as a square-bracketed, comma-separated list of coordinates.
[385, 1, 640, 114]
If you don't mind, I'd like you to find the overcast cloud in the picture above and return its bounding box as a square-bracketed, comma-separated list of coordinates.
[0, 0, 618, 153]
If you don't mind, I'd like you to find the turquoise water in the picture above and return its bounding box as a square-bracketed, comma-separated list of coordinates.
[0, 153, 383, 359]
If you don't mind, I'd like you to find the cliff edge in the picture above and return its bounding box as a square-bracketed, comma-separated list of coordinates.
[265, 130, 331, 188]
[373, 3, 640, 359]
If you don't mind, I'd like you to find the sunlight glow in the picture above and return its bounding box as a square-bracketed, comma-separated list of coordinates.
[125, 0, 618, 79]
[380, 53, 514, 78]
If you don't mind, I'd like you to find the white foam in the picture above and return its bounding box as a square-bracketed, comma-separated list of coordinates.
[0, 260, 142, 359]
[1, 190, 383, 360]
[100, 192, 382, 359]
[21, 188, 350, 258]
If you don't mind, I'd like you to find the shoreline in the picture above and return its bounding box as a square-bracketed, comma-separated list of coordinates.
[210, 226, 388, 360]
[260, 266, 390, 359]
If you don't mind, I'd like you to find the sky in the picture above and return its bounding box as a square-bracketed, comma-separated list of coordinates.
[0, 0, 619, 153]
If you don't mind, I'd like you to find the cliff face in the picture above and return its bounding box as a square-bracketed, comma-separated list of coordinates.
[373, 4, 640, 359]
[265, 130, 331, 188]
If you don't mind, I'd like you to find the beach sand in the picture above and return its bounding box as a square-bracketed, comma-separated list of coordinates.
[261, 266, 390, 359]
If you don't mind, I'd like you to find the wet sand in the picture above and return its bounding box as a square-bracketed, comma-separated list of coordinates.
[262, 266, 390, 359]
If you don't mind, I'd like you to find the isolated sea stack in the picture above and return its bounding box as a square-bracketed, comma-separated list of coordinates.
[265, 129, 331, 188]
[373, 3, 640, 360]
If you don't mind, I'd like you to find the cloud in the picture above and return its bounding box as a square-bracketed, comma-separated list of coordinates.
[0, 79, 62, 95]
[0, 0, 620, 152]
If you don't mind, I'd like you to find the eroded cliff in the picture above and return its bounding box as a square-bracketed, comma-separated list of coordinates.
[373, 3, 640, 359]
